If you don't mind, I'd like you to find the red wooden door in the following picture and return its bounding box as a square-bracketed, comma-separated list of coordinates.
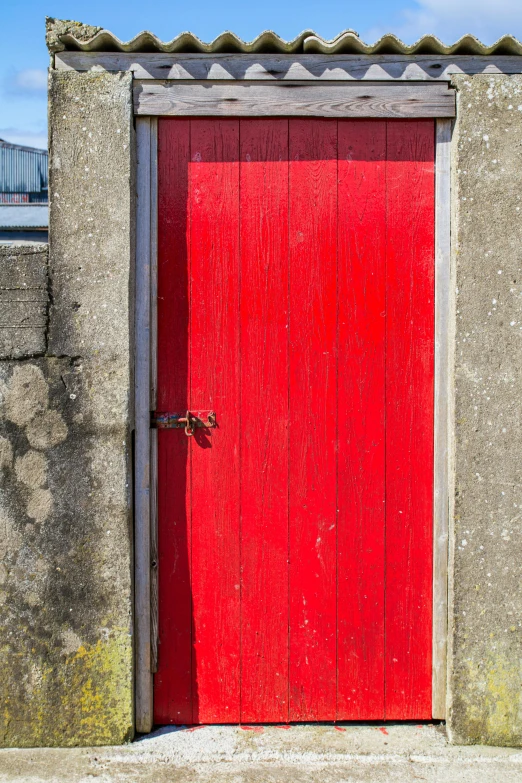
[155, 118, 435, 724]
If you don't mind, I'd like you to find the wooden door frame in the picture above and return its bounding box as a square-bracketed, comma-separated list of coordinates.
[134, 86, 453, 733]
[135, 115, 158, 733]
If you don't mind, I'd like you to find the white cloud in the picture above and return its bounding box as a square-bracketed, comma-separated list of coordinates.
[4, 68, 47, 97]
[365, 0, 522, 45]
[14, 69, 47, 92]
[0, 128, 47, 150]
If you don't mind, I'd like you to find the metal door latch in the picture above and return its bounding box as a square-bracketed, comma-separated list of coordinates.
[151, 410, 216, 436]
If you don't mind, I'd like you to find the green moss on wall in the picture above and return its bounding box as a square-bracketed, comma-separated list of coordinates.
[0, 630, 133, 747]
[452, 655, 522, 747]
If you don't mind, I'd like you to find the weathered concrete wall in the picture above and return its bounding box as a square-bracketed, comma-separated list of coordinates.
[448, 75, 522, 747]
[0, 70, 135, 747]
[0, 246, 48, 359]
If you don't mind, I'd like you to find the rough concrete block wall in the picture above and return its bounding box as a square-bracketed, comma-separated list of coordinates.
[449, 75, 522, 747]
[0, 246, 48, 359]
[0, 71, 135, 747]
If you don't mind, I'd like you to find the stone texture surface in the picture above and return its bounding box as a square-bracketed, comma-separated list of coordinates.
[49, 71, 134, 359]
[448, 75, 522, 746]
[0, 71, 134, 747]
[0, 246, 48, 359]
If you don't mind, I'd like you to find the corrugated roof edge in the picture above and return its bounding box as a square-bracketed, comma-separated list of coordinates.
[45, 18, 522, 56]
[0, 139, 48, 155]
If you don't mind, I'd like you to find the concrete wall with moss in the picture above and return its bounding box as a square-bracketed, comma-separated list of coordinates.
[2, 39, 522, 749]
[0, 68, 135, 747]
[448, 75, 522, 747]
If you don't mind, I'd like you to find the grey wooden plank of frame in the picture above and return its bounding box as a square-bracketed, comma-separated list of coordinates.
[56, 52, 522, 81]
[432, 118, 451, 721]
[135, 116, 153, 733]
[133, 81, 456, 118]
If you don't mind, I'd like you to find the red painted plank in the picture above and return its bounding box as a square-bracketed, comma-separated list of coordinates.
[155, 119, 193, 724]
[385, 119, 434, 719]
[189, 119, 241, 723]
[239, 119, 290, 723]
[288, 119, 338, 721]
[337, 120, 386, 720]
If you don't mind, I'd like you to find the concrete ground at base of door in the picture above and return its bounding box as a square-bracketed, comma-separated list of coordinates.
[1, 725, 522, 783]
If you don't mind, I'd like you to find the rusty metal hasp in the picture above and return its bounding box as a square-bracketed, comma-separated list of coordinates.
[151, 410, 216, 436]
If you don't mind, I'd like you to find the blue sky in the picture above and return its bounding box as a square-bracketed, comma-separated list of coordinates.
[2, 0, 522, 149]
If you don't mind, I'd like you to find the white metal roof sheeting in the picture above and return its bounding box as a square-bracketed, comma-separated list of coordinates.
[46, 20, 522, 56]
[0, 205, 48, 229]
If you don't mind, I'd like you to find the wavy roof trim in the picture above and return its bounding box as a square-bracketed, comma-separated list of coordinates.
[45, 18, 522, 56]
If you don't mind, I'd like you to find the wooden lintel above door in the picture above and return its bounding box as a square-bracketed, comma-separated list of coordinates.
[133, 81, 456, 118]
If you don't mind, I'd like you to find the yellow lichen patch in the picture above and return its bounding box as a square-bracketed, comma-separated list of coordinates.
[60, 632, 133, 746]
[484, 655, 522, 746]
[457, 655, 522, 746]
[0, 630, 132, 748]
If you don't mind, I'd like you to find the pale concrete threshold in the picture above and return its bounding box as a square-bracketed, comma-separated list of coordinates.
[1, 724, 522, 782]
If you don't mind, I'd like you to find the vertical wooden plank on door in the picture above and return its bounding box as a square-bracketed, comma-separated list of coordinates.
[289, 119, 338, 721]
[190, 119, 241, 723]
[155, 119, 193, 724]
[337, 120, 386, 720]
[385, 119, 435, 719]
[240, 119, 290, 723]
